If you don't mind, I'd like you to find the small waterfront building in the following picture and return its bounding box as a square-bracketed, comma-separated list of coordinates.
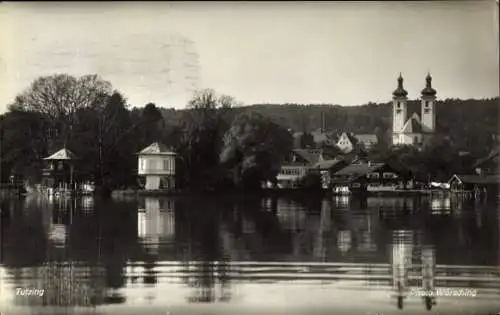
[448, 174, 500, 194]
[41, 148, 78, 194]
[137, 142, 177, 191]
[330, 160, 407, 194]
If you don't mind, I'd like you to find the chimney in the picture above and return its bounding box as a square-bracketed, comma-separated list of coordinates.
[321, 112, 326, 133]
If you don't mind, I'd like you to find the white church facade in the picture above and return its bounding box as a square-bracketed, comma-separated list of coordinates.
[391, 73, 437, 146]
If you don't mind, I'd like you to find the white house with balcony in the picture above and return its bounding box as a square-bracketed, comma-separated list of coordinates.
[137, 142, 177, 191]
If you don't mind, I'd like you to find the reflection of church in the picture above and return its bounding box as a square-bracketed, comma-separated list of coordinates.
[392, 73, 437, 146]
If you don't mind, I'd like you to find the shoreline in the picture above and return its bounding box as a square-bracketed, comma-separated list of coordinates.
[109, 188, 452, 199]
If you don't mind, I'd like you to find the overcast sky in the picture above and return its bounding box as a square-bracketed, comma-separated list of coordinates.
[0, 1, 498, 112]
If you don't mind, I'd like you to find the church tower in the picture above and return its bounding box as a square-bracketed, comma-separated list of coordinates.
[420, 72, 437, 133]
[392, 73, 408, 145]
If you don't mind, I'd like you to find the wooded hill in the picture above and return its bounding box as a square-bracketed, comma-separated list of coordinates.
[160, 97, 499, 156]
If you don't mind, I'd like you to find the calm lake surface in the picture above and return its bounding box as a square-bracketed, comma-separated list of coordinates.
[1, 194, 499, 315]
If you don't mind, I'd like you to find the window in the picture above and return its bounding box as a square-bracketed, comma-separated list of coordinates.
[163, 159, 168, 170]
[383, 172, 398, 179]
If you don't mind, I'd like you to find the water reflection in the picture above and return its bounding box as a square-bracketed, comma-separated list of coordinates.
[0, 194, 499, 314]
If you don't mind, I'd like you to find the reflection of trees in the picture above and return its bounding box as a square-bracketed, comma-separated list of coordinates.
[1, 197, 140, 307]
[175, 198, 233, 303]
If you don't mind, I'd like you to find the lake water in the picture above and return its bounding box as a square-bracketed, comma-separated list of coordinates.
[0, 194, 499, 315]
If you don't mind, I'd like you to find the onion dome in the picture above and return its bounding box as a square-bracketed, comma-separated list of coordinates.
[421, 72, 437, 97]
[392, 73, 408, 98]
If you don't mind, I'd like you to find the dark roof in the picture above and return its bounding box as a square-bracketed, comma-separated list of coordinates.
[333, 162, 385, 180]
[312, 159, 344, 170]
[449, 174, 500, 185]
[392, 74, 408, 98]
[421, 73, 437, 97]
[292, 149, 323, 165]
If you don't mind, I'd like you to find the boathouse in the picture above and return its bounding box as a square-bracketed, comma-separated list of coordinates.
[137, 142, 177, 191]
[41, 148, 78, 194]
[448, 174, 500, 194]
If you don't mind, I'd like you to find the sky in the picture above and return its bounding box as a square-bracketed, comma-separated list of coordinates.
[0, 1, 498, 113]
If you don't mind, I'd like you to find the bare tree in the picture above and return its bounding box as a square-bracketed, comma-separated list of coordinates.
[12, 74, 112, 120]
[187, 89, 242, 110]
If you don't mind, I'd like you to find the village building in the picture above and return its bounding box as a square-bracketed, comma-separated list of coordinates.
[448, 174, 500, 195]
[354, 134, 379, 151]
[137, 142, 177, 191]
[330, 160, 408, 194]
[276, 149, 333, 188]
[472, 146, 500, 175]
[310, 158, 350, 189]
[276, 149, 324, 188]
[335, 132, 355, 153]
[392, 73, 437, 146]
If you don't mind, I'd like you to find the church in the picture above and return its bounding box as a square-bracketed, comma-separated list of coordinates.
[391, 73, 437, 146]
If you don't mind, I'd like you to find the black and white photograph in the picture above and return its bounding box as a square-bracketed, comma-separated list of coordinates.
[0, 1, 499, 314]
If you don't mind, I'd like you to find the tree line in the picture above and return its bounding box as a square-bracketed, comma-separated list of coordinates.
[0, 73, 497, 191]
[0, 74, 292, 192]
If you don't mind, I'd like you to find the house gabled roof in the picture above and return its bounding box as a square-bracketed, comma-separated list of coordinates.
[138, 142, 177, 156]
[292, 149, 324, 165]
[312, 158, 345, 170]
[43, 148, 77, 160]
[448, 174, 500, 185]
[332, 162, 386, 182]
[473, 147, 500, 169]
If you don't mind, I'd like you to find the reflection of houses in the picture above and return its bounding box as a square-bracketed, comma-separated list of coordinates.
[331, 161, 406, 194]
[137, 142, 177, 191]
[448, 174, 500, 194]
[137, 198, 176, 254]
[12, 264, 105, 307]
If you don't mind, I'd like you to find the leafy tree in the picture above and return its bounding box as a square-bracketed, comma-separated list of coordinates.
[220, 111, 293, 190]
[0, 110, 49, 183]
